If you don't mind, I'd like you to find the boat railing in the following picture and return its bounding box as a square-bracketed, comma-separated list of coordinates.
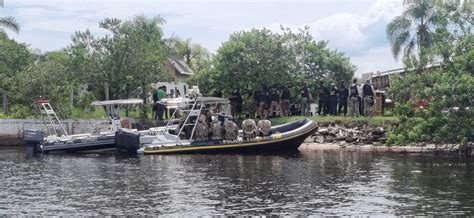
[35, 99, 69, 137]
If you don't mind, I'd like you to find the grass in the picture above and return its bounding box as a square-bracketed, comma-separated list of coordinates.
[270, 115, 400, 126]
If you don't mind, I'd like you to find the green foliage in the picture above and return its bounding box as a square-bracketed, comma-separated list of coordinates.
[388, 34, 473, 146]
[387, 2, 473, 146]
[9, 105, 31, 119]
[68, 15, 172, 118]
[0, 34, 35, 91]
[199, 27, 355, 108]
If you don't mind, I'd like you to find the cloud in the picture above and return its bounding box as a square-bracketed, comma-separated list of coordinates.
[306, 0, 402, 54]
[350, 45, 403, 76]
[259, 0, 404, 74]
[6, 0, 405, 75]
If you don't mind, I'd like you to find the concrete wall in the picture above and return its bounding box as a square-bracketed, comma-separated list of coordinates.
[0, 119, 110, 146]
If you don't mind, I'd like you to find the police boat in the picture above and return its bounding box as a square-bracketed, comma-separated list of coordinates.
[24, 99, 143, 154]
[115, 96, 318, 155]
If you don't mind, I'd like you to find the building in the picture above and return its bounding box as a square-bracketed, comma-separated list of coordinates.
[362, 64, 440, 91]
[152, 58, 196, 97]
[361, 67, 407, 91]
[164, 58, 193, 83]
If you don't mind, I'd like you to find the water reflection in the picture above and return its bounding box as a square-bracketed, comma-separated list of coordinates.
[1, 147, 474, 215]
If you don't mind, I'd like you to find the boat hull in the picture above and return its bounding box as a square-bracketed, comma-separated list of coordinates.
[41, 135, 116, 153]
[24, 129, 116, 154]
[143, 119, 318, 155]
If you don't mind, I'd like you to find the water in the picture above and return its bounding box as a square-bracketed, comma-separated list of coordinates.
[1, 146, 474, 215]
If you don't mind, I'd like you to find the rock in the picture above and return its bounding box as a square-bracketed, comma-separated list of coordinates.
[318, 128, 329, 135]
[314, 136, 325, 143]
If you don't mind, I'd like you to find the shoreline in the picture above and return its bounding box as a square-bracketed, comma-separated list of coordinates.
[299, 142, 438, 153]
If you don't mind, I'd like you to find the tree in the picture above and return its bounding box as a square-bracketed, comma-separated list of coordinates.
[285, 27, 355, 88]
[12, 51, 74, 117]
[212, 28, 295, 96]
[206, 27, 355, 114]
[0, 0, 19, 35]
[386, 0, 441, 61]
[387, 2, 473, 148]
[68, 15, 172, 118]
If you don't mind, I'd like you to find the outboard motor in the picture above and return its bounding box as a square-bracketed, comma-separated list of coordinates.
[115, 129, 140, 154]
[24, 129, 43, 154]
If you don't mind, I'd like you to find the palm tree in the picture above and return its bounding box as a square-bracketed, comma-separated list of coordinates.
[0, 0, 20, 35]
[386, 0, 440, 60]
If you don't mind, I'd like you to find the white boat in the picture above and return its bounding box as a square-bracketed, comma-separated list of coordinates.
[24, 99, 143, 154]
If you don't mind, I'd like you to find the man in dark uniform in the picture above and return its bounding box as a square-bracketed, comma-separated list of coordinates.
[338, 82, 349, 116]
[349, 79, 361, 116]
[300, 81, 312, 116]
[269, 86, 280, 118]
[362, 80, 376, 116]
[328, 83, 338, 115]
[257, 86, 269, 119]
[317, 80, 329, 115]
[252, 90, 260, 118]
[280, 86, 291, 116]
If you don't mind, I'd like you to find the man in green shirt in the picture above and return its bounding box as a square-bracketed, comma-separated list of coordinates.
[153, 86, 167, 120]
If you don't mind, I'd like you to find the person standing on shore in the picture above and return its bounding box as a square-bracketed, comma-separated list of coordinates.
[362, 79, 376, 116]
[317, 80, 328, 116]
[229, 89, 242, 118]
[280, 85, 291, 116]
[154, 86, 167, 121]
[269, 86, 280, 118]
[328, 83, 338, 115]
[300, 81, 312, 116]
[338, 82, 349, 116]
[349, 79, 361, 116]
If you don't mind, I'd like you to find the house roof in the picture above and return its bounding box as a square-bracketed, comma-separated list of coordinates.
[168, 58, 193, 75]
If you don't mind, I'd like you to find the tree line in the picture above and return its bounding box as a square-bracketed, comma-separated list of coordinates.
[0, 14, 355, 118]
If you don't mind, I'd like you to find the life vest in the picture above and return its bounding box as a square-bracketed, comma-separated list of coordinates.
[339, 87, 348, 98]
[224, 120, 238, 140]
[270, 89, 279, 101]
[210, 121, 223, 140]
[301, 87, 309, 98]
[281, 88, 290, 100]
[257, 120, 272, 136]
[363, 84, 374, 96]
[242, 119, 257, 138]
[350, 84, 359, 96]
[194, 115, 209, 140]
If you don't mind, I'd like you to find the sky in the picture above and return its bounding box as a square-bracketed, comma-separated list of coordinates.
[3, 0, 405, 76]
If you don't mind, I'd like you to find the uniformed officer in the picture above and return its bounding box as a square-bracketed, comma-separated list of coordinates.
[257, 119, 272, 137]
[300, 81, 312, 116]
[224, 116, 239, 140]
[194, 114, 209, 141]
[362, 79, 376, 116]
[242, 118, 257, 139]
[349, 79, 361, 116]
[210, 118, 223, 141]
[317, 80, 328, 116]
[338, 82, 349, 116]
[328, 83, 338, 115]
[269, 87, 280, 118]
[280, 86, 291, 116]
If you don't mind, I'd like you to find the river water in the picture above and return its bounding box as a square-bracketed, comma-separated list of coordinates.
[1, 146, 474, 215]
